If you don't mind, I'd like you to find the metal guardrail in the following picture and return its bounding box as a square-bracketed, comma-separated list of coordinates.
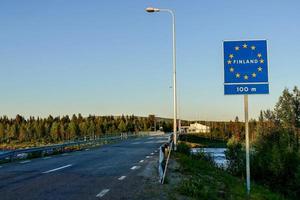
[0, 132, 149, 161]
[158, 134, 173, 184]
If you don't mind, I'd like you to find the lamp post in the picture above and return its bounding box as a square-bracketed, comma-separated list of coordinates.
[145, 7, 177, 150]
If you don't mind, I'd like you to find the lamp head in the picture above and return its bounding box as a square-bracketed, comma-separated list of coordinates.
[145, 7, 160, 13]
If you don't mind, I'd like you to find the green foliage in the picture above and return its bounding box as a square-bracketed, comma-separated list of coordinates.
[225, 136, 245, 176]
[251, 129, 300, 199]
[176, 142, 190, 155]
[175, 153, 285, 200]
[226, 87, 300, 199]
[0, 114, 172, 147]
[179, 134, 227, 148]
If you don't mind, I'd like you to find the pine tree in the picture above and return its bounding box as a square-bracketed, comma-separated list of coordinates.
[50, 122, 60, 142]
[0, 123, 6, 142]
[118, 120, 126, 132]
[18, 124, 28, 142]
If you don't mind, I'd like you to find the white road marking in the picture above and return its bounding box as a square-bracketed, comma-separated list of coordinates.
[42, 164, 72, 174]
[154, 150, 158, 153]
[118, 176, 126, 180]
[19, 160, 31, 164]
[151, 153, 154, 155]
[62, 153, 69, 156]
[42, 156, 51, 160]
[96, 189, 110, 198]
[130, 165, 141, 170]
[0, 166, 2, 168]
[145, 141, 154, 144]
[139, 160, 144, 163]
[146, 156, 152, 159]
[131, 142, 141, 145]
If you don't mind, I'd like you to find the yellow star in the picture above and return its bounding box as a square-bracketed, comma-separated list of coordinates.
[229, 54, 234, 59]
[229, 67, 234, 72]
[235, 46, 240, 51]
[243, 43, 248, 48]
[252, 73, 257, 77]
[257, 53, 262, 58]
[260, 59, 264, 63]
[258, 66, 263, 72]
[251, 46, 256, 50]
[236, 73, 240, 78]
[244, 75, 249, 80]
[227, 60, 232, 64]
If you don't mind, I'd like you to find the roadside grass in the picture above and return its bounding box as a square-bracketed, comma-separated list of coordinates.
[179, 134, 227, 148]
[173, 152, 285, 200]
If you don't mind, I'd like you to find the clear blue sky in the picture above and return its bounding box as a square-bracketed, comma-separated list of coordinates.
[1, 0, 300, 121]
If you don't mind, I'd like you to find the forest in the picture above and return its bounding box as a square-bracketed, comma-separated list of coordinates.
[0, 114, 173, 148]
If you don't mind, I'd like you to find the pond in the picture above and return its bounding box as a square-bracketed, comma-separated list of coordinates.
[191, 148, 228, 168]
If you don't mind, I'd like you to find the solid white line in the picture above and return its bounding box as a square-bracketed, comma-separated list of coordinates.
[118, 176, 126, 180]
[96, 189, 110, 198]
[130, 165, 140, 170]
[139, 160, 144, 163]
[42, 164, 72, 174]
[19, 160, 31, 164]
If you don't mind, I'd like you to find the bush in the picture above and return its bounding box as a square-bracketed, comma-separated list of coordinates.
[225, 136, 245, 176]
[192, 151, 216, 167]
[226, 129, 300, 199]
[251, 129, 300, 198]
[177, 142, 190, 155]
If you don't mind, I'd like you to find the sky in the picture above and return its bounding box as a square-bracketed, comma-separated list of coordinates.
[0, 0, 300, 121]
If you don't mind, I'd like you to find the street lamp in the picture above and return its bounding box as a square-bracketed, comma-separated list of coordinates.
[145, 7, 178, 150]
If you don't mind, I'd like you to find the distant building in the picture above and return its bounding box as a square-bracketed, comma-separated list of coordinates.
[181, 122, 210, 133]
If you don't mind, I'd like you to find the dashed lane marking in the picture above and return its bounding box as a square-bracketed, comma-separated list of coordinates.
[118, 176, 126, 180]
[130, 166, 141, 170]
[96, 189, 110, 198]
[42, 164, 72, 174]
[139, 160, 144, 163]
[19, 160, 31, 164]
[131, 142, 141, 145]
[42, 156, 52, 160]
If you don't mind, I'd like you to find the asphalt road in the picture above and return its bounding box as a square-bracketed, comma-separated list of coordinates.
[0, 134, 169, 200]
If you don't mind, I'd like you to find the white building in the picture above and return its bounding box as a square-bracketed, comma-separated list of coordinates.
[181, 122, 210, 133]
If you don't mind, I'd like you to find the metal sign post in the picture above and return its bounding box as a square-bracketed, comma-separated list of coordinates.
[223, 40, 269, 195]
[244, 95, 250, 194]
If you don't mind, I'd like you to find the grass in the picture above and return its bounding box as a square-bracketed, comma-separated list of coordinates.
[172, 152, 286, 200]
[179, 134, 227, 148]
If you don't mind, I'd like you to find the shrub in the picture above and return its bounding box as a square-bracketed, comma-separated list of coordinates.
[225, 136, 245, 176]
[177, 142, 190, 155]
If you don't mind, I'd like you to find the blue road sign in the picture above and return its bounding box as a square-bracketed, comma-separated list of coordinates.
[223, 40, 269, 95]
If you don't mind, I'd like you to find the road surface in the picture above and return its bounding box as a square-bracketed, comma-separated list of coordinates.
[0, 134, 169, 200]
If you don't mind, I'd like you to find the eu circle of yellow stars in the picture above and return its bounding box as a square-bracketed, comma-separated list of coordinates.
[227, 43, 264, 80]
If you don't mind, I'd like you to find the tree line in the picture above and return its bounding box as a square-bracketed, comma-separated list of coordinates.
[0, 114, 173, 146]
